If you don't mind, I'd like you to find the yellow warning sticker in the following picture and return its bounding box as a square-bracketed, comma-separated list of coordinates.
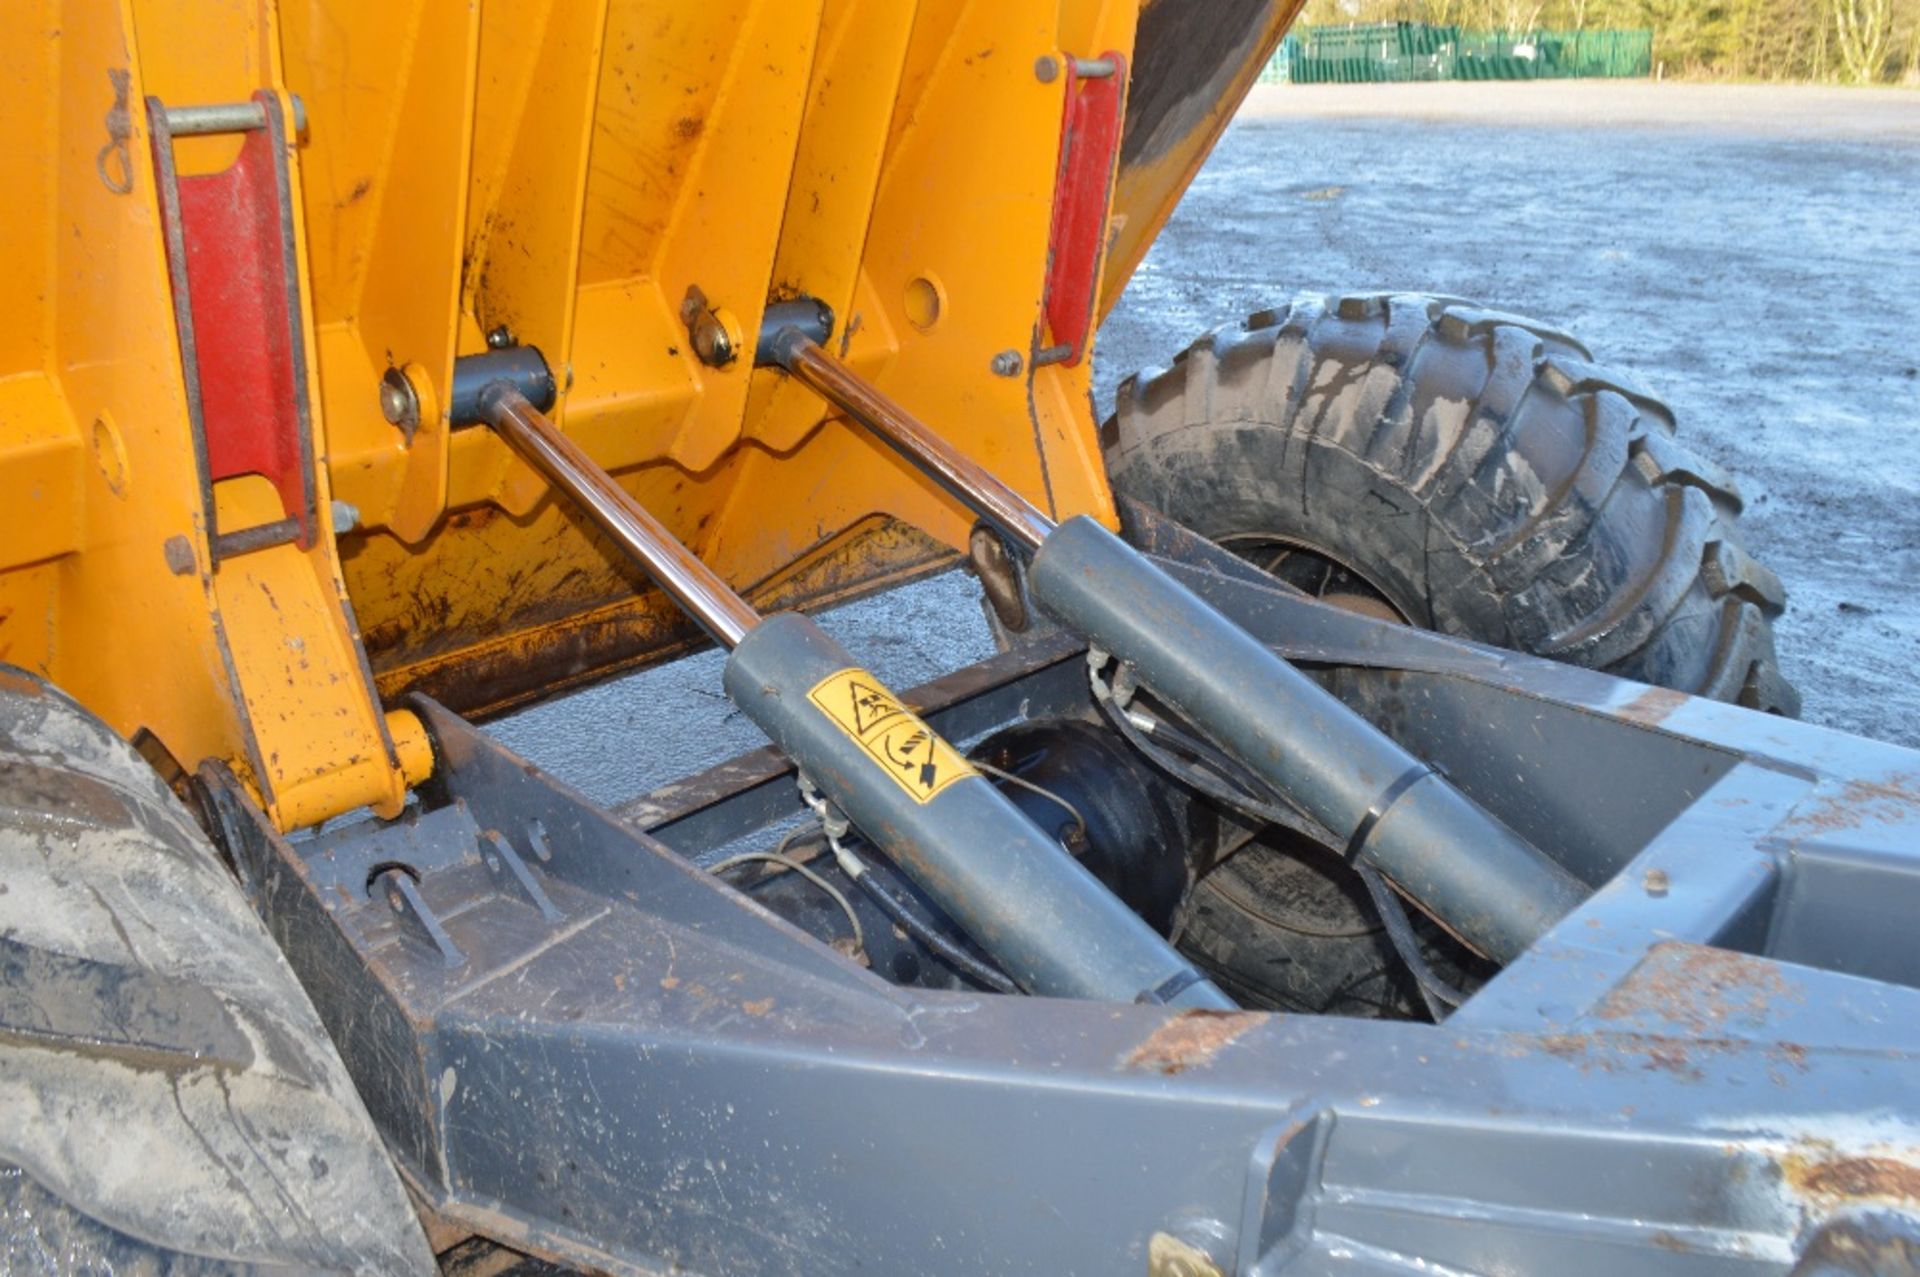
[807, 668, 977, 805]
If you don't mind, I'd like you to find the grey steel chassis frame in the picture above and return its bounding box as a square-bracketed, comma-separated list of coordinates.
[200, 507, 1920, 1277]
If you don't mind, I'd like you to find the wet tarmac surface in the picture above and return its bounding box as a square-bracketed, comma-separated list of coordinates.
[495, 87, 1920, 807]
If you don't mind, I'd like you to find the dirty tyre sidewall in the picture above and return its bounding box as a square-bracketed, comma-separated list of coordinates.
[0, 665, 435, 1274]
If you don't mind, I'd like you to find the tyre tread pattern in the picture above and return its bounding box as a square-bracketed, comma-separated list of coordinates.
[1108, 292, 1798, 715]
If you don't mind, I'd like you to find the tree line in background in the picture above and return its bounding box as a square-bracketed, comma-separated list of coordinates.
[1298, 0, 1920, 84]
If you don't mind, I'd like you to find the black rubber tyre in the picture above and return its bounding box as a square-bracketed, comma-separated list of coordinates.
[0, 665, 434, 1273]
[1104, 292, 1799, 714]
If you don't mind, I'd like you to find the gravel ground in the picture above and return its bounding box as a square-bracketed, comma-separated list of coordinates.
[494, 82, 1920, 806]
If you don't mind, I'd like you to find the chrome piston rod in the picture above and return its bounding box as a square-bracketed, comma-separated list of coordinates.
[772, 329, 1056, 553]
[480, 381, 758, 647]
[476, 379, 1231, 1008]
[768, 330, 1586, 962]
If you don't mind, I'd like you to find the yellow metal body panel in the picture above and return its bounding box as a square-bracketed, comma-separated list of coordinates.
[342, 0, 1145, 716]
[0, 0, 419, 828]
[0, 0, 1296, 822]
[286, 0, 479, 543]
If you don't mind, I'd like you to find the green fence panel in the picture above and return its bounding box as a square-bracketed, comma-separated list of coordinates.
[1267, 23, 1652, 84]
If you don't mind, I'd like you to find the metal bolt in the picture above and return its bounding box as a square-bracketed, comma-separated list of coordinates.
[330, 500, 360, 534]
[680, 285, 738, 369]
[162, 534, 196, 577]
[1071, 57, 1117, 79]
[379, 367, 420, 434]
[1034, 55, 1060, 83]
[1033, 343, 1074, 367]
[691, 318, 734, 368]
[990, 350, 1024, 378]
[486, 324, 517, 350]
[969, 523, 1028, 633]
[1643, 867, 1671, 898]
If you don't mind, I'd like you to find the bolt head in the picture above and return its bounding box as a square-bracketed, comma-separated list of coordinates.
[990, 350, 1024, 378]
[1034, 55, 1060, 83]
[693, 320, 734, 367]
[679, 284, 710, 325]
[485, 324, 516, 350]
[162, 534, 196, 576]
[379, 367, 419, 429]
[1643, 867, 1671, 898]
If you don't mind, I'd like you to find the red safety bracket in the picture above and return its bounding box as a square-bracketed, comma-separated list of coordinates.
[150, 92, 317, 558]
[1040, 52, 1128, 369]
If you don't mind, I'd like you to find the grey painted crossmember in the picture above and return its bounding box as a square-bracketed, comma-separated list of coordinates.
[208, 595, 1920, 1275]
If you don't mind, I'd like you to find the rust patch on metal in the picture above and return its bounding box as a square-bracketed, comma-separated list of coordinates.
[1123, 1009, 1263, 1076]
[1788, 772, 1920, 836]
[1533, 1032, 1711, 1081]
[1596, 944, 1802, 1036]
[1527, 1026, 1803, 1083]
[1616, 685, 1691, 727]
[1785, 1152, 1920, 1204]
[358, 516, 954, 719]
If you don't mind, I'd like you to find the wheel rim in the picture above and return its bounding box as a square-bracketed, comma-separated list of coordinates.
[1214, 532, 1411, 625]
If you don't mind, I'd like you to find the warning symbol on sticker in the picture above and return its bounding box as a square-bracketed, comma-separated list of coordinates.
[843, 680, 906, 735]
[879, 725, 944, 792]
[807, 668, 977, 805]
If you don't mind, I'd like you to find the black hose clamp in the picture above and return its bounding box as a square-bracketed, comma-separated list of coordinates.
[1136, 967, 1213, 1006]
[1342, 763, 1436, 865]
